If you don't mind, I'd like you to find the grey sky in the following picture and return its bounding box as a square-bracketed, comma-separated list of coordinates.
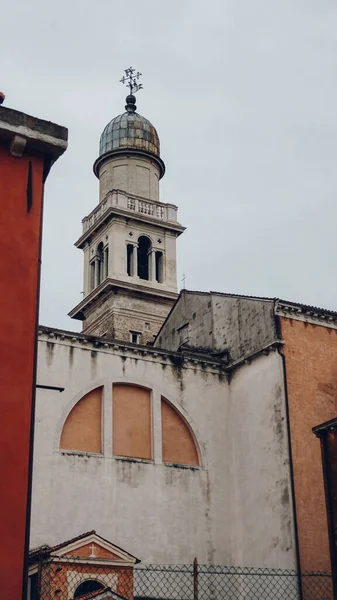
[3, 0, 337, 331]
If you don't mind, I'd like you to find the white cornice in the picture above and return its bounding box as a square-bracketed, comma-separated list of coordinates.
[38, 325, 226, 373]
[275, 300, 337, 330]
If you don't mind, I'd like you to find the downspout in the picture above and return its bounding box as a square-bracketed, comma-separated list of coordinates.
[275, 310, 303, 600]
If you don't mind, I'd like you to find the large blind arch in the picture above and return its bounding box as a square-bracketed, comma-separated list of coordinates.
[59, 383, 201, 467]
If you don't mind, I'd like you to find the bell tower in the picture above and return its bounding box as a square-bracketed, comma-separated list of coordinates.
[69, 69, 185, 344]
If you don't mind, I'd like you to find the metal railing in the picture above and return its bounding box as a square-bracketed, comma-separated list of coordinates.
[31, 557, 333, 600]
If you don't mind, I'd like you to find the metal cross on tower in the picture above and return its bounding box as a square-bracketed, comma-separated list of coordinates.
[120, 67, 143, 95]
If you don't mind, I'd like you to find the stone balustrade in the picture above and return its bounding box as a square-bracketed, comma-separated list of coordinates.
[82, 191, 178, 233]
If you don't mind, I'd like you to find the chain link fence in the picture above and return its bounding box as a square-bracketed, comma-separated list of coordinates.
[29, 557, 333, 600]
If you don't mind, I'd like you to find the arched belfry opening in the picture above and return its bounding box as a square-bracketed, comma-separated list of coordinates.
[137, 236, 151, 280]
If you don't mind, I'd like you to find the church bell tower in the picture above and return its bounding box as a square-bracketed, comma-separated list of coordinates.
[69, 69, 185, 344]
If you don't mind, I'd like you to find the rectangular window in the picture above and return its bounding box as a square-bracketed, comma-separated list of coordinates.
[127, 244, 133, 276]
[130, 331, 141, 344]
[155, 251, 164, 283]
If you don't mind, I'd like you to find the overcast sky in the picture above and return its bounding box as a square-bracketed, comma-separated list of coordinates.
[3, 0, 337, 331]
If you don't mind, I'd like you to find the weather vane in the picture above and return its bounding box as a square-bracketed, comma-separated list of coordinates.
[120, 67, 143, 95]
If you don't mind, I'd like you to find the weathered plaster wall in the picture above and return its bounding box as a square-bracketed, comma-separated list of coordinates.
[211, 295, 277, 360]
[155, 292, 277, 360]
[99, 156, 160, 203]
[31, 332, 296, 570]
[280, 316, 337, 571]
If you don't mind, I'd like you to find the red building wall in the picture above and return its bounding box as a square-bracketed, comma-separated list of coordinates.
[0, 146, 45, 598]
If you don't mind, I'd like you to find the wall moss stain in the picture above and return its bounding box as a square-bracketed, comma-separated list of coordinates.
[62, 453, 103, 476]
[272, 386, 284, 447]
[68, 345, 74, 368]
[115, 458, 145, 488]
[46, 342, 54, 367]
[90, 349, 97, 377]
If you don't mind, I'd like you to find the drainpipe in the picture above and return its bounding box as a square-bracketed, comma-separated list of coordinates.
[276, 314, 303, 600]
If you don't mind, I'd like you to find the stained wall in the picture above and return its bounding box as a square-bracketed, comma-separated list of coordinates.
[31, 329, 297, 570]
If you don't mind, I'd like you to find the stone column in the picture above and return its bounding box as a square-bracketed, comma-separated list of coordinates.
[104, 247, 109, 278]
[95, 257, 100, 287]
[132, 244, 138, 277]
[151, 249, 156, 281]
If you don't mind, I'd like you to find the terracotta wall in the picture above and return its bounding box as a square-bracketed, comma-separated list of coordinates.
[60, 388, 102, 453]
[161, 398, 199, 466]
[0, 147, 45, 599]
[280, 317, 337, 571]
[42, 562, 134, 600]
[113, 384, 152, 459]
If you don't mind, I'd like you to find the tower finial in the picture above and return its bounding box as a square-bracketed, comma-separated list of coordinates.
[119, 67, 143, 95]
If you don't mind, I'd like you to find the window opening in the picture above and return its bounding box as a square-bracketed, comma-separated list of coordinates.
[137, 236, 151, 280]
[155, 251, 164, 283]
[104, 246, 109, 278]
[97, 242, 104, 285]
[74, 580, 105, 598]
[130, 330, 141, 344]
[29, 573, 38, 600]
[127, 244, 133, 276]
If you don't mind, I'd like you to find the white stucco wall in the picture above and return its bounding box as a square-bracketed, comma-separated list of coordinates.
[31, 331, 297, 570]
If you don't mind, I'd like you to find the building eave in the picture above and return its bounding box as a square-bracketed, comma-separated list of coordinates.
[0, 106, 68, 161]
[37, 325, 228, 372]
[68, 278, 178, 321]
[276, 299, 337, 329]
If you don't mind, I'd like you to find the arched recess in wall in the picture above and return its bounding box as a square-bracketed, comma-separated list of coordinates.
[60, 387, 103, 453]
[161, 397, 200, 466]
[112, 384, 152, 460]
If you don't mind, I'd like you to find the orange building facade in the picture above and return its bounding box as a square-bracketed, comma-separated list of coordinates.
[276, 302, 337, 582]
[0, 103, 67, 599]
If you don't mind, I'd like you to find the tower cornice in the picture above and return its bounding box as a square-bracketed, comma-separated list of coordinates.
[68, 277, 178, 321]
[75, 189, 185, 249]
[93, 148, 165, 180]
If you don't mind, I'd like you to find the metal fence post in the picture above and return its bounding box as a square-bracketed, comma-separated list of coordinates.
[193, 557, 198, 600]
